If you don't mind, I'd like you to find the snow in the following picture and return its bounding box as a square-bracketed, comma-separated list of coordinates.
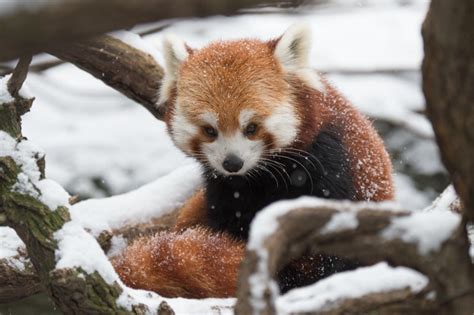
[36, 179, 70, 210]
[54, 221, 118, 284]
[0, 131, 69, 211]
[248, 197, 399, 251]
[469, 224, 474, 261]
[52, 219, 234, 314]
[147, 4, 427, 71]
[246, 197, 399, 313]
[0, 74, 14, 104]
[107, 235, 128, 258]
[423, 185, 457, 212]
[328, 74, 433, 138]
[70, 164, 202, 236]
[320, 211, 358, 234]
[53, 219, 234, 314]
[276, 262, 428, 314]
[381, 211, 461, 254]
[1, 1, 465, 313]
[393, 173, 433, 210]
[0, 227, 30, 271]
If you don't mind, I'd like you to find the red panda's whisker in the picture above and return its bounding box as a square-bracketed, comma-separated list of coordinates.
[269, 153, 315, 194]
[278, 148, 327, 175]
[265, 163, 290, 192]
[255, 164, 280, 189]
[259, 158, 290, 191]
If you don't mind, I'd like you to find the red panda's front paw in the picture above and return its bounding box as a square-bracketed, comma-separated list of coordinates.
[111, 227, 245, 298]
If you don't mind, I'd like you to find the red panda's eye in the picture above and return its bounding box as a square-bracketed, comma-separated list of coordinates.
[244, 123, 258, 137]
[203, 126, 218, 138]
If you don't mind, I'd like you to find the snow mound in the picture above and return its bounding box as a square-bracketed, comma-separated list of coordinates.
[276, 262, 428, 314]
[70, 164, 202, 236]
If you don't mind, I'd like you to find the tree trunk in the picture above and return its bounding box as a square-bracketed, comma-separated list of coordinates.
[422, 0, 474, 222]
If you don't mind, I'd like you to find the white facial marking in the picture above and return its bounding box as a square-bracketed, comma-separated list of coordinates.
[239, 109, 256, 127]
[264, 102, 300, 147]
[202, 132, 264, 176]
[170, 102, 198, 153]
[199, 112, 218, 128]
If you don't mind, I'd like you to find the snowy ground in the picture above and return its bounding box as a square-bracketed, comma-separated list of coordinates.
[1, 0, 456, 314]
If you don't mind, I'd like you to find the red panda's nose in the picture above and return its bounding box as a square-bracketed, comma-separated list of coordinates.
[222, 154, 244, 173]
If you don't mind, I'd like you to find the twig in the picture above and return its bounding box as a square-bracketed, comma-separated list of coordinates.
[7, 56, 32, 96]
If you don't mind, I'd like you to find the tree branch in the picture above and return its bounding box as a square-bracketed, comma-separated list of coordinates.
[235, 200, 474, 314]
[49, 35, 165, 120]
[0, 60, 155, 314]
[0, 0, 290, 62]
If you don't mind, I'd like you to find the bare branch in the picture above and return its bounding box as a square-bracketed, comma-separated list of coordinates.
[0, 0, 291, 62]
[49, 35, 165, 120]
[6, 56, 32, 97]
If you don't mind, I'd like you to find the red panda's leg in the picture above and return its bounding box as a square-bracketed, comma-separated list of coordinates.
[174, 190, 208, 231]
[111, 227, 244, 298]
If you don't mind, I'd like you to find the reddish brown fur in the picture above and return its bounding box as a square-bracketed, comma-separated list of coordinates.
[290, 77, 393, 201]
[112, 228, 244, 298]
[174, 190, 207, 231]
[114, 36, 394, 298]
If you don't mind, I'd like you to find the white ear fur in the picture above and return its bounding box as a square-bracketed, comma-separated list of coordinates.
[274, 23, 325, 92]
[274, 22, 311, 71]
[157, 34, 189, 106]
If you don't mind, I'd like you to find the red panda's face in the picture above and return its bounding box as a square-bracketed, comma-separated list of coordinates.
[159, 24, 322, 176]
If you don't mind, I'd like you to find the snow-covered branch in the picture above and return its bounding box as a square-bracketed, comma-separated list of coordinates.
[236, 197, 474, 314]
[0, 61, 157, 314]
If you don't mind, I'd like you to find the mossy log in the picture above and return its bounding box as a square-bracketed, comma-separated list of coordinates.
[0, 61, 156, 314]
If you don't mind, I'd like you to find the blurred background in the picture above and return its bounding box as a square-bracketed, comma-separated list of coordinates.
[0, 0, 447, 313]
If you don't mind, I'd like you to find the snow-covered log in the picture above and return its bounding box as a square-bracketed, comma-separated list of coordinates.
[0, 59, 160, 314]
[235, 197, 474, 314]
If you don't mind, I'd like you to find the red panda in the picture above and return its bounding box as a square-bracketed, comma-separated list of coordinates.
[112, 23, 394, 298]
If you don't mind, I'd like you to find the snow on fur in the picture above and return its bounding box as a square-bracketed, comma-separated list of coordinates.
[276, 262, 428, 314]
[53, 221, 234, 314]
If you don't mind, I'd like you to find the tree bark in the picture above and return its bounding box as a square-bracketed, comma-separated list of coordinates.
[0, 0, 289, 62]
[236, 204, 473, 315]
[49, 35, 165, 120]
[0, 61, 151, 314]
[422, 0, 474, 222]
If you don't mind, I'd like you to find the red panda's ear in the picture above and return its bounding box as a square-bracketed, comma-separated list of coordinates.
[157, 34, 191, 107]
[273, 22, 312, 71]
